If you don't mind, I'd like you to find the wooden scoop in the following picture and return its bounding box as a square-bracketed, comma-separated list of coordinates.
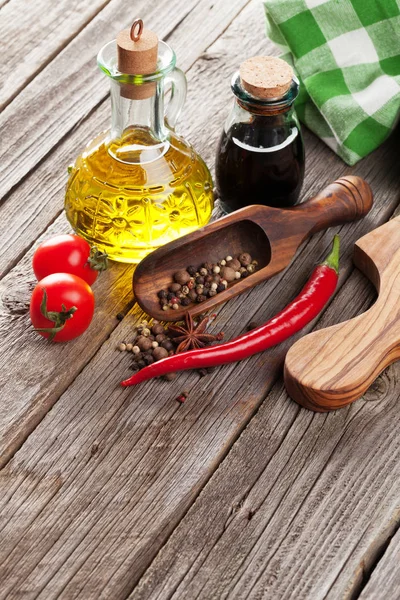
[133, 176, 373, 321]
[284, 216, 400, 412]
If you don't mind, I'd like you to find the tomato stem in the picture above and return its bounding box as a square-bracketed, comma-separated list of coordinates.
[35, 288, 78, 341]
[86, 246, 109, 272]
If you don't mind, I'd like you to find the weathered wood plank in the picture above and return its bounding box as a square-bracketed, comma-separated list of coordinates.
[0, 0, 252, 464]
[1, 104, 399, 600]
[0, 0, 249, 199]
[358, 530, 400, 599]
[0, 0, 250, 278]
[1, 2, 400, 599]
[0, 0, 111, 110]
[133, 241, 400, 600]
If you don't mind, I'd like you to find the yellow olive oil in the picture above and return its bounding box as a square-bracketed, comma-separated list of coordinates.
[65, 128, 213, 263]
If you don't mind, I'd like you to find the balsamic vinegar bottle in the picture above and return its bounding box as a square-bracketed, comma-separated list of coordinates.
[215, 56, 305, 213]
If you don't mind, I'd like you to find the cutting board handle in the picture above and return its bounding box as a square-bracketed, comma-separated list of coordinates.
[284, 216, 400, 412]
[292, 176, 373, 234]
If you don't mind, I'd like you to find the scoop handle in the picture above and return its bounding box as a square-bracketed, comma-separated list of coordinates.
[292, 176, 373, 235]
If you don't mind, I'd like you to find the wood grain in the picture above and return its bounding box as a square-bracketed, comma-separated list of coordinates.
[133, 258, 400, 600]
[0, 0, 249, 199]
[134, 176, 373, 321]
[0, 0, 112, 110]
[285, 216, 400, 412]
[0, 0, 252, 465]
[1, 0, 400, 598]
[0, 0, 251, 278]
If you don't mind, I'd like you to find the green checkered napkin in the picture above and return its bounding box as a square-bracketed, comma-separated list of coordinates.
[264, 0, 400, 165]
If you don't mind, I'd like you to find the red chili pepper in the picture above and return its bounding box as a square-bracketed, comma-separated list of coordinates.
[121, 236, 340, 388]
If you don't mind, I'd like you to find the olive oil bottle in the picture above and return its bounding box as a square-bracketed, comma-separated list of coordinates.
[65, 20, 213, 263]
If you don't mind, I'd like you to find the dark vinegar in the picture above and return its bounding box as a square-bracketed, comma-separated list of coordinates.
[215, 118, 305, 212]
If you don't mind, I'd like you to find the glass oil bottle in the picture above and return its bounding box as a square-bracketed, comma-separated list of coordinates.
[65, 19, 214, 263]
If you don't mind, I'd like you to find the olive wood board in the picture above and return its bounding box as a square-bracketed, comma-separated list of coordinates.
[284, 216, 400, 412]
[133, 175, 373, 321]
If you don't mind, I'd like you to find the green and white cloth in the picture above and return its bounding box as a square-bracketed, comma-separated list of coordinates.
[264, 0, 400, 165]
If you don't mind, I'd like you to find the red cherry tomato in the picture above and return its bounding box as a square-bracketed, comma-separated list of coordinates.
[32, 234, 108, 286]
[30, 273, 95, 342]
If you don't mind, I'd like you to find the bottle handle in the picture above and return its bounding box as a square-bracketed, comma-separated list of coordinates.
[164, 68, 187, 131]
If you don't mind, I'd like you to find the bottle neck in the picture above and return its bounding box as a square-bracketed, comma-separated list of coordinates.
[108, 80, 169, 164]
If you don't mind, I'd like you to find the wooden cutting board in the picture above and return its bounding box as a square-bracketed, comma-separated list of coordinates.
[284, 216, 400, 412]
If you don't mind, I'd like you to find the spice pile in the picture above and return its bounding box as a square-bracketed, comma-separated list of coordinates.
[118, 313, 224, 379]
[157, 252, 258, 311]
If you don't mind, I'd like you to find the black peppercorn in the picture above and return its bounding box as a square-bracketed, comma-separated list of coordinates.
[144, 354, 155, 365]
[216, 283, 225, 293]
[161, 340, 175, 352]
[187, 265, 197, 276]
[197, 294, 207, 303]
[137, 360, 146, 369]
[158, 290, 167, 299]
[167, 292, 175, 301]
[181, 297, 191, 306]
[195, 276, 205, 285]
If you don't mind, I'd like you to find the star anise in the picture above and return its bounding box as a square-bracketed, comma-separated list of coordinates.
[167, 313, 220, 353]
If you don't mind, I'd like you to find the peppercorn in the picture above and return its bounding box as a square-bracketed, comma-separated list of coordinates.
[181, 285, 189, 295]
[220, 267, 236, 282]
[197, 294, 207, 303]
[169, 283, 182, 293]
[142, 327, 151, 337]
[152, 341, 159, 348]
[188, 289, 198, 302]
[208, 289, 217, 297]
[210, 282, 218, 291]
[235, 271, 241, 280]
[144, 354, 155, 365]
[172, 303, 179, 310]
[163, 372, 177, 381]
[117, 342, 127, 352]
[247, 264, 256, 274]
[187, 280, 195, 290]
[212, 274, 221, 284]
[132, 345, 140, 354]
[239, 252, 252, 266]
[116, 312, 124, 321]
[225, 255, 233, 261]
[160, 298, 168, 307]
[161, 340, 175, 352]
[152, 323, 165, 336]
[126, 343, 133, 352]
[220, 259, 226, 266]
[155, 333, 167, 343]
[241, 270, 249, 278]
[199, 267, 208, 276]
[195, 276, 205, 285]
[195, 285, 204, 295]
[153, 346, 169, 361]
[137, 360, 146, 369]
[162, 305, 169, 311]
[216, 283, 225, 293]
[213, 265, 221, 274]
[158, 290, 168, 299]
[170, 297, 180, 305]
[220, 279, 228, 289]
[181, 297, 191, 306]
[227, 258, 241, 271]
[173, 269, 191, 285]
[187, 265, 197, 276]
[167, 292, 175, 301]
[204, 275, 213, 283]
[136, 336, 153, 352]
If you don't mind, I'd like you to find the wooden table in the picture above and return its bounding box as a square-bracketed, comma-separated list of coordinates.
[1, 1, 399, 598]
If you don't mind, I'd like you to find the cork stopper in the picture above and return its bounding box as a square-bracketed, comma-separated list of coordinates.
[239, 56, 294, 100]
[117, 19, 158, 99]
